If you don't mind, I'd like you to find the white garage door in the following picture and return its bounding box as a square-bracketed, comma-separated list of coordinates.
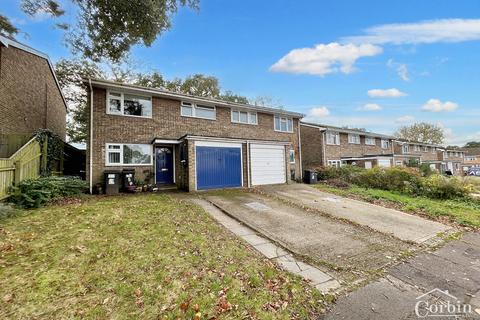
[250, 144, 286, 186]
[378, 159, 391, 168]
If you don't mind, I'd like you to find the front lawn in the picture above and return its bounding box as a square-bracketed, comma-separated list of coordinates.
[0, 194, 327, 319]
[314, 184, 480, 228]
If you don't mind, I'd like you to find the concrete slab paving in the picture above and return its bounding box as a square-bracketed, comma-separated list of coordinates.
[205, 192, 415, 282]
[190, 198, 340, 293]
[323, 233, 480, 319]
[260, 184, 451, 244]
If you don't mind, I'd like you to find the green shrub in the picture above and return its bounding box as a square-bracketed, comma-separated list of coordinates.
[9, 176, 87, 208]
[421, 175, 473, 199]
[315, 165, 364, 181]
[352, 167, 422, 194]
[419, 163, 435, 177]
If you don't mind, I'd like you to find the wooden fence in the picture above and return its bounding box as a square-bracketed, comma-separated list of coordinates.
[0, 137, 43, 200]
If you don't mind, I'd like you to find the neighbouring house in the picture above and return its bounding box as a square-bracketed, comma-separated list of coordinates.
[393, 139, 444, 170]
[84, 78, 303, 192]
[0, 35, 67, 157]
[300, 122, 395, 169]
[393, 140, 465, 175]
[461, 148, 480, 172]
[441, 148, 465, 175]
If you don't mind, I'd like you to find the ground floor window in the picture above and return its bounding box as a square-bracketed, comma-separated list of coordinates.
[289, 149, 295, 163]
[106, 143, 152, 165]
[327, 160, 342, 168]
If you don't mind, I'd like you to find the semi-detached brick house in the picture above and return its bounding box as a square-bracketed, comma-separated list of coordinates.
[300, 122, 395, 169]
[393, 140, 465, 175]
[85, 78, 303, 192]
[461, 148, 480, 172]
[0, 35, 67, 141]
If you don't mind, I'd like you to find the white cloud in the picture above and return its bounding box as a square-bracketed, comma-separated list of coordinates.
[397, 64, 410, 81]
[395, 115, 415, 124]
[387, 59, 410, 81]
[422, 99, 459, 112]
[342, 19, 480, 45]
[270, 42, 382, 76]
[367, 88, 407, 98]
[308, 106, 330, 118]
[359, 103, 382, 111]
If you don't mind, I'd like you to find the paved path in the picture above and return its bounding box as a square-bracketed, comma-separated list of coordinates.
[204, 192, 415, 284]
[190, 198, 341, 293]
[322, 232, 480, 320]
[260, 184, 451, 244]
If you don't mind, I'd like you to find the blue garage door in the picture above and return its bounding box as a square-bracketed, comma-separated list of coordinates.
[196, 146, 242, 190]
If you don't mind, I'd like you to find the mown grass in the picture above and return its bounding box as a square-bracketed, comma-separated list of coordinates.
[314, 184, 480, 228]
[0, 194, 328, 319]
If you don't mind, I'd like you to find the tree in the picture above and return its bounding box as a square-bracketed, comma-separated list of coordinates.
[395, 122, 445, 144]
[220, 91, 249, 104]
[464, 141, 480, 148]
[0, 15, 19, 36]
[55, 59, 105, 143]
[2, 0, 199, 62]
[180, 74, 220, 97]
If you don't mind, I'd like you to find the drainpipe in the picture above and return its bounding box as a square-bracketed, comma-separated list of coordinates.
[297, 121, 303, 180]
[322, 130, 327, 166]
[88, 78, 93, 194]
[246, 141, 250, 188]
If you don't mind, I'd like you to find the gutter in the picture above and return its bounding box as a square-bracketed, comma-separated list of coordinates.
[246, 141, 251, 188]
[88, 78, 93, 194]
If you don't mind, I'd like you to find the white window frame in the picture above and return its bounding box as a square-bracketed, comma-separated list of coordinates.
[289, 149, 295, 164]
[381, 139, 390, 149]
[414, 145, 421, 152]
[326, 131, 340, 145]
[423, 146, 429, 152]
[105, 143, 153, 166]
[231, 109, 258, 125]
[274, 115, 293, 133]
[348, 134, 361, 144]
[180, 101, 216, 120]
[403, 144, 410, 153]
[106, 90, 152, 118]
[327, 160, 342, 168]
[365, 137, 376, 146]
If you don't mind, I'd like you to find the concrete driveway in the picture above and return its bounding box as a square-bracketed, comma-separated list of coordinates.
[259, 184, 451, 244]
[206, 191, 416, 284]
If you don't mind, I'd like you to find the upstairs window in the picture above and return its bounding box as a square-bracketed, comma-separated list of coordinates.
[326, 131, 340, 145]
[181, 102, 216, 120]
[348, 134, 360, 144]
[423, 146, 429, 152]
[365, 137, 376, 145]
[414, 145, 421, 152]
[231, 110, 257, 125]
[105, 143, 152, 166]
[381, 139, 390, 149]
[274, 116, 293, 132]
[403, 144, 410, 153]
[107, 91, 152, 118]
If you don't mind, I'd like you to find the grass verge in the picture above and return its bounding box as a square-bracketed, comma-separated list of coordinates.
[313, 184, 480, 228]
[0, 194, 328, 319]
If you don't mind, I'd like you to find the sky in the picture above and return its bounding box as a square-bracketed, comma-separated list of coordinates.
[2, 0, 480, 146]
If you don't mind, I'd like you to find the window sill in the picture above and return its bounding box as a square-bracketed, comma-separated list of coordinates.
[106, 112, 153, 119]
[274, 129, 294, 133]
[231, 121, 258, 126]
[181, 114, 216, 121]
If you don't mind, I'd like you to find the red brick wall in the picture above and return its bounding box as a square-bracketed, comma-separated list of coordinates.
[0, 45, 66, 139]
[87, 87, 301, 188]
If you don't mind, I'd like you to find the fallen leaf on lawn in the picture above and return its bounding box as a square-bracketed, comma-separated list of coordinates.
[193, 303, 200, 312]
[134, 288, 142, 297]
[180, 300, 190, 312]
[194, 312, 202, 320]
[216, 296, 232, 313]
[3, 293, 14, 303]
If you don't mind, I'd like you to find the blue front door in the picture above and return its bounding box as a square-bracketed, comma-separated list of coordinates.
[156, 147, 174, 184]
[196, 146, 242, 190]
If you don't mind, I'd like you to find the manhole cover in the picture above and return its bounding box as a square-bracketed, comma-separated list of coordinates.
[245, 202, 270, 211]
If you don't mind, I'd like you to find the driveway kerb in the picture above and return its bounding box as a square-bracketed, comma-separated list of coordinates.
[189, 197, 341, 293]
